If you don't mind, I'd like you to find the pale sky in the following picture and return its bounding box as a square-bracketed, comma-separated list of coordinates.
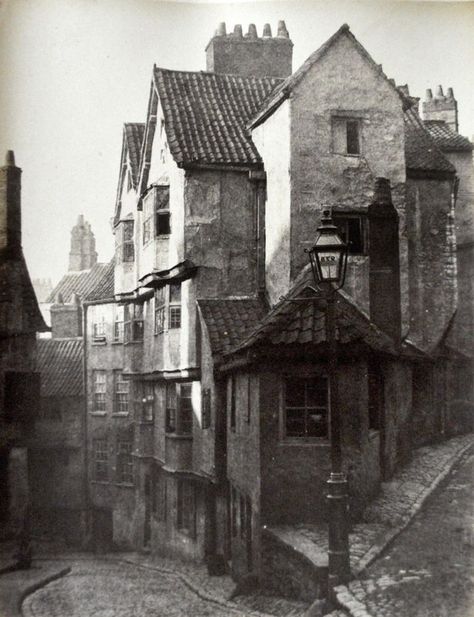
[1, 0, 473, 284]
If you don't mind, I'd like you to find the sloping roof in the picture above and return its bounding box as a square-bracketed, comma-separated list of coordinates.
[153, 67, 282, 167]
[36, 338, 83, 397]
[0, 249, 49, 335]
[124, 123, 146, 186]
[198, 297, 267, 355]
[46, 262, 112, 304]
[404, 108, 456, 175]
[84, 259, 115, 302]
[250, 24, 409, 129]
[223, 266, 400, 358]
[423, 120, 473, 153]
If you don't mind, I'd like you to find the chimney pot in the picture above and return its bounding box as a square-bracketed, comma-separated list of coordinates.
[262, 23, 272, 38]
[435, 85, 444, 99]
[5, 150, 15, 167]
[233, 24, 243, 38]
[277, 20, 289, 38]
[56, 292, 64, 304]
[71, 292, 81, 306]
[425, 88, 433, 101]
[246, 24, 258, 39]
[446, 87, 454, 99]
[216, 22, 226, 36]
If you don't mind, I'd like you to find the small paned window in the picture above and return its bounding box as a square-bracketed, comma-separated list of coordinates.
[169, 283, 182, 329]
[177, 479, 196, 536]
[113, 305, 124, 342]
[346, 120, 360, 155]
[92, 316, 106, 341]
[154, 287, 166, 335]
[114, 372, 129, 414]
[116, 439, 134, 484]
[93, 371, 107, 412]
[121, 220, 135, 262]
[141, 382, 155, 423]
[284, 377, 328, 438]
[333, 214, 367, 255]
[93, 438, 108, 481]
[124, 303, 144, 343]
[165, 383, 177, 432]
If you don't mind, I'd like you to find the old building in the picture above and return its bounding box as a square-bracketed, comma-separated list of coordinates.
[78, 21, 472, 592]
[0, 151, 48, 537]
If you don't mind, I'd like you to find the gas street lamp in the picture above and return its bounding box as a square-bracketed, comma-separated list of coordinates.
[305, 207, 350, 595]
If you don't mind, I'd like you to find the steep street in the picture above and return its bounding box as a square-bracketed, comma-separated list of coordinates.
[343, 447, 474, 617]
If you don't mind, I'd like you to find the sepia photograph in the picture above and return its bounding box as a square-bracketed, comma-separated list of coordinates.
[0, 0, 473, 615]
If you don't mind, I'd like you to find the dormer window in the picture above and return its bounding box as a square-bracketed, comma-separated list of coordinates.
[332, 116, 362, 156]
[119, 220, 134, 262]
[143, 185, 170, 245]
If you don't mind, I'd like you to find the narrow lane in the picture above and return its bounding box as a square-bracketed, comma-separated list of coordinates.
[347, 448, 474, 617]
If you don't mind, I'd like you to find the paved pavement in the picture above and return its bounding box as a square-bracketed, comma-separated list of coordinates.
[268, 433, 473, 575]
[335, 445, 474, 617]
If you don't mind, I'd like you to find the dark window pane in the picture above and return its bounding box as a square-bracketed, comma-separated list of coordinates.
[169, 283, 181, 302]
[156, 212, 171, 235]
[286, 408, 305, 436]
[306, 379, 328, 407]
[346, 120, 360, 155]
[307, 410, 328, 437]
[285, 378, 305, 407]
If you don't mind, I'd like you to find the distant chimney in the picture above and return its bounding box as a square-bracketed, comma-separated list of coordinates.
[50, 294, 82, 338]
[368, 178, 401, 344]
[205, 20, 293, 78]
[68, 214, 98, 271]
[422, 85, 458, 132]
[0, 150, 22, 254]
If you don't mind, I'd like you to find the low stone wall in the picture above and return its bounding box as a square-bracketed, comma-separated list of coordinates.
[261, 528, 327, 602]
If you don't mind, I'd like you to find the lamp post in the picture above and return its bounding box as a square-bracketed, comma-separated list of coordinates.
[305, 208, 350, 595]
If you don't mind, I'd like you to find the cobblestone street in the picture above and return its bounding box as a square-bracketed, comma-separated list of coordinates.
[338, 446, 474, 617]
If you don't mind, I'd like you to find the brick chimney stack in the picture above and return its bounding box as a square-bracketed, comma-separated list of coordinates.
[205, 20, 293, 78]
[50, 292, 82, 338]
[422, 85, 458, 132]
[0, 150, 22, 255]
[68, 214, 98, 271]
[368, 178, 401, 344]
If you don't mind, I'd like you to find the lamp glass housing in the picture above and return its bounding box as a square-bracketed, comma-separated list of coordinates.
[308, 210, 348, 285]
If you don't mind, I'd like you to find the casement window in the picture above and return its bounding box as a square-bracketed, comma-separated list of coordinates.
[155, 185, 171, 236]
[284, 376, 329, 438]
[143, 185, 170, 245]
[177, 479, 196, 536]
[119, 220, 134, 262]
[165, 382, 193, 434]
[169, 283, 181, 329]
[368, 360, 384, 431]
[230, 375, 237, 432]
[154, 287, 166, 335]
[154, 283, 181, 334]
[201, 388, 211, 429]
[141, 382, 155, 423]
[113, 305, 124, 342]
[114, 372, 129, 414]
[116, 439, 134, 484]
[332, 117, 361, 156]
[92, 315, 106, 342]
[93, 438, 108, 481]
[92, 370, 107, 412]
[333, 213, 367, 255]
[124, 303, 144, 343]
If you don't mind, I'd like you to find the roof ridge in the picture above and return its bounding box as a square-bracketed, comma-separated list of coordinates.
[153, 66, 283, 84]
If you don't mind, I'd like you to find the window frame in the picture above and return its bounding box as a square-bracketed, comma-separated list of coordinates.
[92, 370, 107, 413]
[114, 371, 130, 415]
[333, 212, 368, 256]
[93, 438, 108, 482]
[113, 305, 125, 343]
[165, 382, 194, 435]
[119, 220, 135, 263]
[124, 302, 144, 343]
[332, 115, 363, 157]
[116, 439, 134, 485]
[141, 382, 155, 423]
[283, 375, 329, 440]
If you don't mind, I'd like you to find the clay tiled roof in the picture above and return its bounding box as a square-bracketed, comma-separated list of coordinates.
[84, 260, 115, 302]
[404, 108, 456, 175]
[225, 266, 398, 357]
[198, 297, 267, 355]
[423, 120, 473, 153]
[154, 68, 282, 167]
[36, 338, 83, 397]
[124, 123, 145, 186]
[47, 262, 112, 304]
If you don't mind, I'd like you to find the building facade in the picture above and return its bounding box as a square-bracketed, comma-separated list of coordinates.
[77, 22, 472, 590]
